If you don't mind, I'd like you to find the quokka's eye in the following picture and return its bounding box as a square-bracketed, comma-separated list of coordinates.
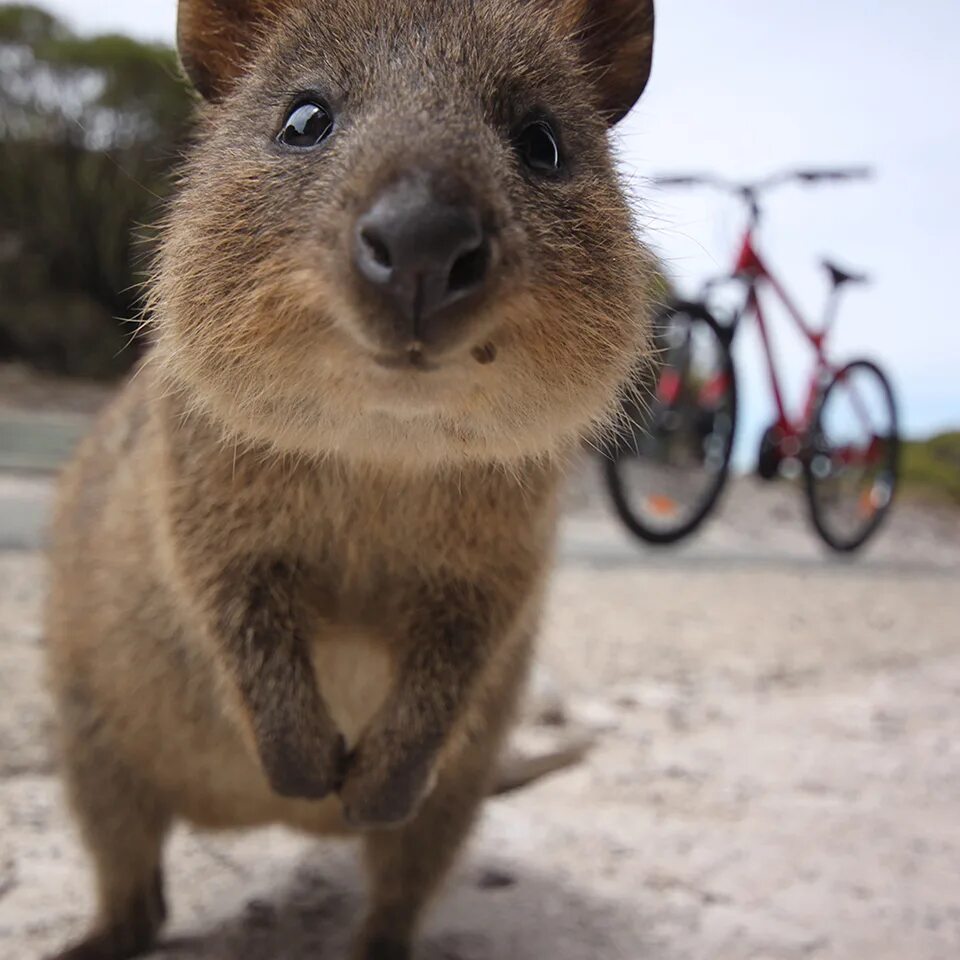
[277, 100, 334, 148]
[517, 119, 563, 176]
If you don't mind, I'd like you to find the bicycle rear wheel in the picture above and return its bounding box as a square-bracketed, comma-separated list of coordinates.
[804, 359, 899, 552]
[605, 302, 737, 544]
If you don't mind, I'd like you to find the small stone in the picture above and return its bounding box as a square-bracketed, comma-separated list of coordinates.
[477, 868, 517, 890]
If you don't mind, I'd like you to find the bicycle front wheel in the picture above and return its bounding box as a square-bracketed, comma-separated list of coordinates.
[804, 359, 899, 552]
[605, 302, 737, 544]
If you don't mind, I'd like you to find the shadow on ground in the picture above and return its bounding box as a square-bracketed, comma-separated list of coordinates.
[64, 844, 662, 960]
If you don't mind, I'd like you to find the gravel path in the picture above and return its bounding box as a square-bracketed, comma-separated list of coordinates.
[1, 466, 959, 960]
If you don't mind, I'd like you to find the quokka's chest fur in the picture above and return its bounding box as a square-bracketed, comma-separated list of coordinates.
[149, 376, 562, 639]
[151, 381, 562, 598]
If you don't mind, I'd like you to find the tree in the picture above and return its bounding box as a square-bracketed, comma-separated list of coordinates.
[0, 4, 192, 377]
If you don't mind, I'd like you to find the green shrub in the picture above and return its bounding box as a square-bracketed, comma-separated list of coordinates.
[900, 432, 960, 506]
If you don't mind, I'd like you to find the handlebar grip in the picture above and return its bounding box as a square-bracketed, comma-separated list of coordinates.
[794, 167, 873, 183]
[834, 166, 873, 180]
[651, 175, 705, 187]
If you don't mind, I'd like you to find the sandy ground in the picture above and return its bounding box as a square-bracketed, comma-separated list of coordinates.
[1, 465, 959, 960]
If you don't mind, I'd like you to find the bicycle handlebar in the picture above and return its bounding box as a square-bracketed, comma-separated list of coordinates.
[651, 167, 872, 226]
[651, 167, 873, 195]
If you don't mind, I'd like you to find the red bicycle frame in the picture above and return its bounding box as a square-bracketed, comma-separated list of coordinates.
[729, 228, 872, 449]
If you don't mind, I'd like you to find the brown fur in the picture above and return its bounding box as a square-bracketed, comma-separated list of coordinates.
[45, 1, 656, 958]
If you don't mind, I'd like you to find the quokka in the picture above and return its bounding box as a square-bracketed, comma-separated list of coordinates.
[45, 1, 657, 957]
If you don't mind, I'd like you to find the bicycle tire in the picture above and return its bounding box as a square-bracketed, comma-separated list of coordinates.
[605, 301, 738, 545]
[804, 358, 900, 553]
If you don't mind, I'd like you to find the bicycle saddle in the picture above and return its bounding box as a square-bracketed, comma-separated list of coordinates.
[822, 258, 869, 287]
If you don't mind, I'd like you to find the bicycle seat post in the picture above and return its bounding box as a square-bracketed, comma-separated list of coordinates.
[819, 259, 869, 340]
[818, 283, 842, 342]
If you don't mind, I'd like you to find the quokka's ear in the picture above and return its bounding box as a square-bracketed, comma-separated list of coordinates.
[177, 0, 284, 101]
[548, 0, 655, 125]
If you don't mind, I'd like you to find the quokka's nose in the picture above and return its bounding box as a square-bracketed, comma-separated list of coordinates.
[353, 178, 491, 339]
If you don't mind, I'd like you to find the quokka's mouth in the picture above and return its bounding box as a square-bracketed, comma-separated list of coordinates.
[369, 336, 498, 375]
[372, 345, 441, 372]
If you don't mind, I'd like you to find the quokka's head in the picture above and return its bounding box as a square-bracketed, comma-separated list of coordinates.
[155, 0, 656, 468]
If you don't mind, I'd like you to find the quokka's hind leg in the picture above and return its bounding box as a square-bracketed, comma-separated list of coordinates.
[351, 635, 534, 960]
[352, 741, 495, 960]
[48, 717, 171, 960]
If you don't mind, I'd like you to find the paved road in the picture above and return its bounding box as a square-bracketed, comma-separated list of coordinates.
[5, 464, 959, 574]
[0, 475, 52, 551]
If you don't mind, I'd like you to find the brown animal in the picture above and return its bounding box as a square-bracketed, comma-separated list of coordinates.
[44, 1, 656, 958]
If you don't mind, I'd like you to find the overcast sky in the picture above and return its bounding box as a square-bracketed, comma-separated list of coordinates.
[41, 0, 960, 452]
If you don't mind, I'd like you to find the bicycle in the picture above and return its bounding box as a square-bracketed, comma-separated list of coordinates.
[605, 168, 900, 552]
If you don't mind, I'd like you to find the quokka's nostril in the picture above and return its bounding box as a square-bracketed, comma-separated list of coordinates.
[361, 228, 393, 269]
[448, 242, 488, 294]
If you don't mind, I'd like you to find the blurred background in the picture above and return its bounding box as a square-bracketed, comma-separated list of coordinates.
[0, 3, 958, 959]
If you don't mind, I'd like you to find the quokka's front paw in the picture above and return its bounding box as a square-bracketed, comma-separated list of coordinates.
[259, 722, 348, 801]
[339, 735, 438, 828]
